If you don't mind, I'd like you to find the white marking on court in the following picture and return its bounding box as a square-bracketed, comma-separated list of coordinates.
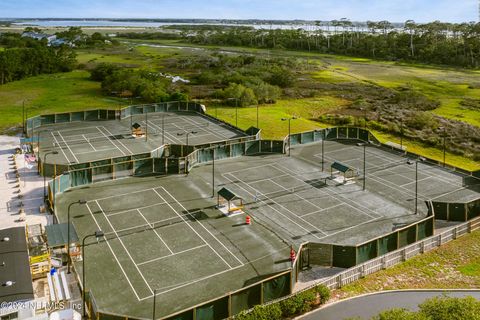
[91, 188, 158, 202]
[83, 134, 97, 152]
[56, 130, 80, 163]
[155, 187, 244, 268]
[222, 173, 326, 239]
[75, 148, 118, 155]
[143, 121, 184, 144]
[105, 201, 167, 217]
[95, 126, 127, 156]
[299, 203, 345, 218]
[50, 131, 71, 164]
[98, 126, 133, 155]
[85, 202, 142, 301]
[137, 245, 207, 266]
[136, 208, 174, 254]
[95, 200, 155, 295]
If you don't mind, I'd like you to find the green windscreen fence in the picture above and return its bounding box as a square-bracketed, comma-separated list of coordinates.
[332, 246, 357, 268]
[314, 130, 324, 141]
[56, 113, 70, 123]
[231, 284, 262, 316]
[417, 219, 434, 241]
[467, 200, 480, 220]
[348, 127, 358, 139]
[356, 240, 377, 264]
[232, 143, 245, 157]
[71, 112, 84, 122]
[85, 110, 99, 121]
[113, 157, 133, 179]
[377, 233, 398, 256]
[301, 131, 314, 144]
[42, 114, 55, 125]
[195, 296, 229, 320]
[432, 202, 448, 220]
[338, 127, 347, 139]
[398, 225, 417, 248]
[449, 203, 467, 221]
[165, 310, 194, 320]
[215, 145, 229, 160]
[91, 159, 113, 182]
[134, 158, 154, 176]
[262, 273, 291, 303]
[325, 127, 337, 140]
[359, 129, 369, 142]
[289, 134, 301, 146]
[245, 140, 260, 155]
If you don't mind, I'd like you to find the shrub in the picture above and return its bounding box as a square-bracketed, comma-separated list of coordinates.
[235, 304, 282, 320]
[406, 112, 438, 130]
[315, 284, 330, 304]
[418, 295, 480, 320]
[373, 308, 426, 320]
[279, 288, 316, 316]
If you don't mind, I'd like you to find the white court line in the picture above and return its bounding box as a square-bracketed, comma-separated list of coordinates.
[275, 163, 381, 219]
[98, 126, 132, 155]
[155, 187, 244, 268]
[137, 245, 207, 266]
[75, 148, 119, 155]
[85, 202, 142, 301]
[144, 121, 184, 144]
[105, 201, 166, 217]
[83, 134, 97, 152]
[299, 203, 345, 218]
[92, 188, 158, 202]
[136, 208, 174, 255]
[181, 115, 234, 138]
[56, 130, 80, 163]
[96, 126, 127, 156]
[50, 131, 72, 164]
[95, 200, 155, 295]
[222, 173, 325, 240]
[229, 172, 328, 236]
[152, 188, 238, 269]
[431, 186, 470, 201]
[143, 245, 291, 299]
[108, 215, 183, 236]
[48, 125, 103, 133]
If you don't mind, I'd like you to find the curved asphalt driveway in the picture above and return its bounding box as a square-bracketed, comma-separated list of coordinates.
[299, 290, 480, 320]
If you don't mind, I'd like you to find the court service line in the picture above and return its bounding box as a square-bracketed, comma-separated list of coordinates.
[156, 187, 245, 267]
[95, 126, 127, 156]
[299, 203, 345, 218]
[97, 126, 132, 155]
[105, 201, 167, 217]
[151, 188, 236, 269]
[76, 148, 118, 155]
[229, 173, 328, 237]
[143, 121, 184, 144]
[136, 208, 174, 255]
[275, 163, 381, 219]
[92, 188, 160, 202]
[84, 202, 142, 301]
[144, 244, 292, 299]
[181, 116, 233, 138]
[222, 173, 325, 240]
[95, 200, 155, 295]
[83, 134, 97, 152]
[56, 131, 80, 163]
[50, 132, 72, 164]
[136, 245, 208, 267]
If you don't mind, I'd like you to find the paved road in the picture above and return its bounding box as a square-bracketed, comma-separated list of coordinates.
[299, 290, 480, 320]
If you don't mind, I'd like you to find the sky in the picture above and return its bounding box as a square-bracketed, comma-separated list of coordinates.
[0, 0, 478, 23]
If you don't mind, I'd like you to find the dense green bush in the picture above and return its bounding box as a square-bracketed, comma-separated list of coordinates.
[235, 304, 282, 320]
[368, 296, 480, 320]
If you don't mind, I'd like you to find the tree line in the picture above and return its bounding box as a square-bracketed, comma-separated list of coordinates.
[130, 20, 480, 68]
[0, 33, 76, 85]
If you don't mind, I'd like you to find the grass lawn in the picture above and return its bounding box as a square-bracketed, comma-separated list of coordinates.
[206, 97, 348, 139]
[334, 230, 480, 300]
[0, 70, 129, 132]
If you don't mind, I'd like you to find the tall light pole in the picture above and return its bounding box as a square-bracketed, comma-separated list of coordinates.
[442, 127, 446, 167]
[43, 151, 58, 203]
[281, 117, 297, 157]
[211, 146, 220, 198]
[407, 157, 425, 214]
[153, 289, 158, 320]
[358, 142, 369, 190]
[177, 131, 197, 146]
[321, 133, 325, 171]
[22, 100, 26, 135]
[256, 103, 259, 129]
[67, 200, 87, 274]
[82, 230, 104, 320]
[400, 117, 404, 150]
[226, 98, 239, 127]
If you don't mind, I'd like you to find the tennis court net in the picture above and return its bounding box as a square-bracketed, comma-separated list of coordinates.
[103, 215, 186, 240]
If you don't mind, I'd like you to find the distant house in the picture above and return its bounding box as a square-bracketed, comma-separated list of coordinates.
[21, 32, 57, 45]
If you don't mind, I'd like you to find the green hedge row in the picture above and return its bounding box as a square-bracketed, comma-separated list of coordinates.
[234, 284, 330, 320]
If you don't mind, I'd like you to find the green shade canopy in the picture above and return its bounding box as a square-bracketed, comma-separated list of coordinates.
[45, 223, 79, 248]
[218, 187, 242, 202]
[331, 161, 354, 174]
